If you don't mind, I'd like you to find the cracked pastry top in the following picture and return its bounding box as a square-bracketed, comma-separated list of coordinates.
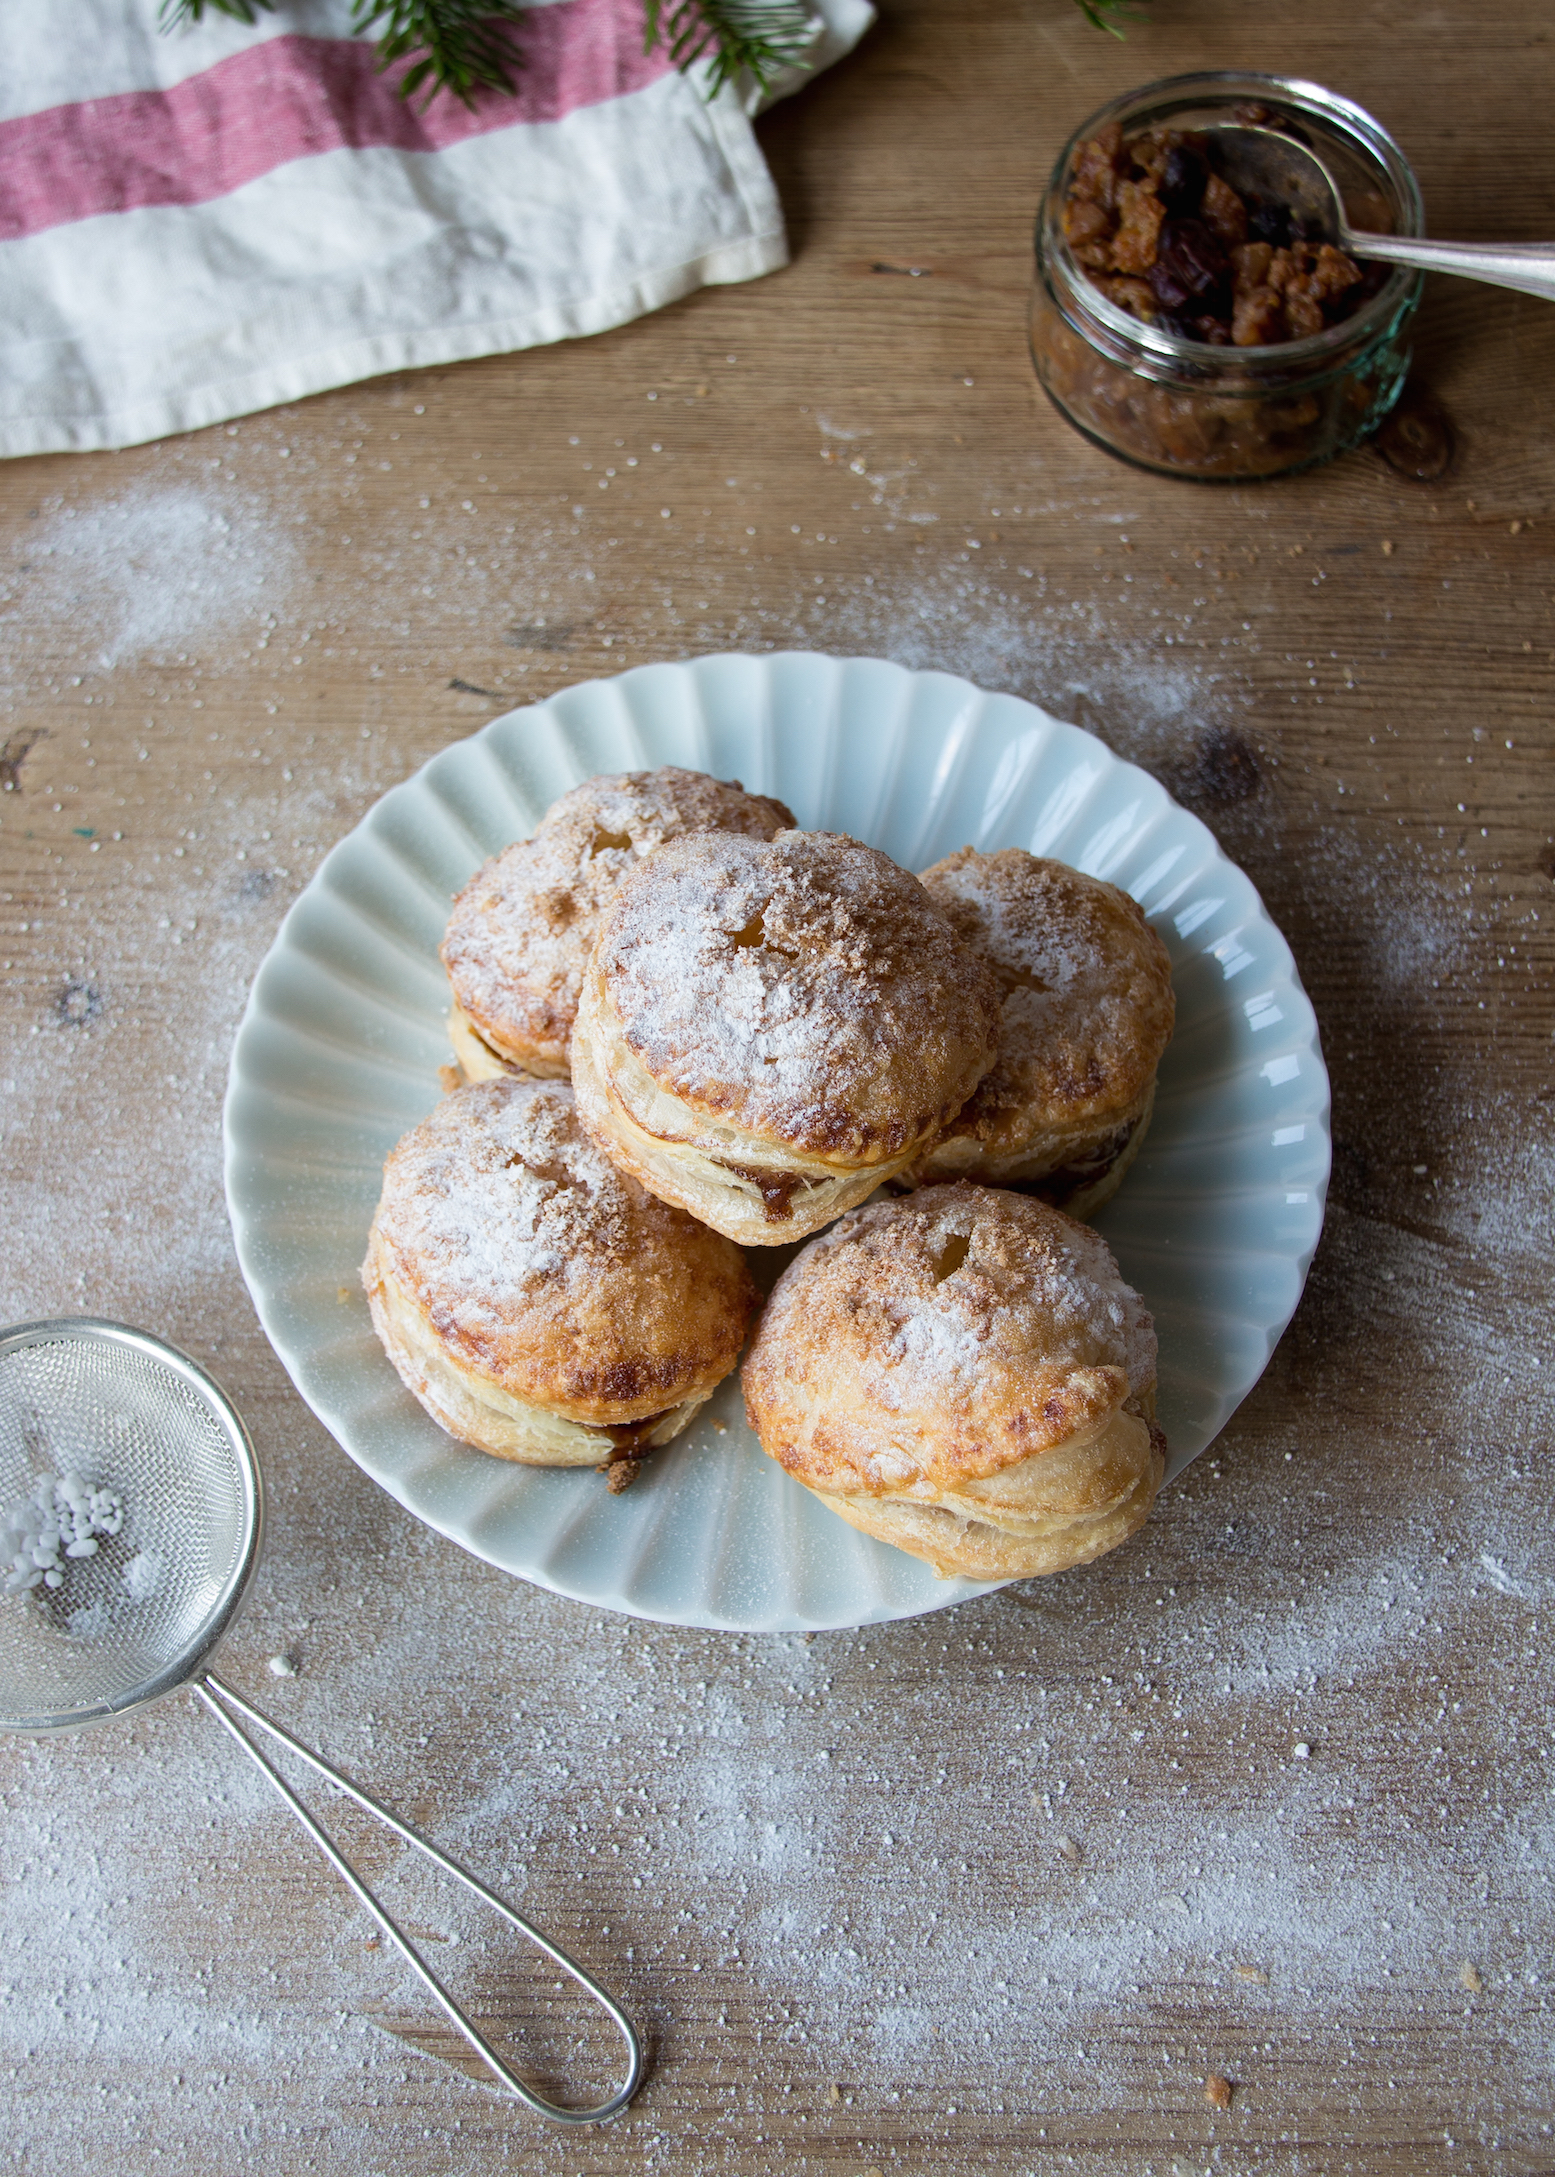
[362, 1077, 755, 1476]
[905, 848, 1174, 1216]
[741, 1182, 1165, 1579]
[440, 766, 794, 1081]
[570, 829, 1001, 1245]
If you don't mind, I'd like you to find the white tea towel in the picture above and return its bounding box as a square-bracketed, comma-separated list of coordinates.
[0, 0, 872, 457]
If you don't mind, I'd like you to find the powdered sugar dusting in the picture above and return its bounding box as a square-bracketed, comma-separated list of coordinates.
[1, 416, 1550, 2167]
[923, 847, 1175, 1160]
[816, 562, 1244, 780]
[1, 479, 300, 681]
[891, 1301, 988, 1389]
[443, 767, 793, 1063]
[372, 1077, 733, 1355]
[3, 1426, 1551, 2173]
[754, 1187, 1157, 1472]
[600, 830, 997, 1155]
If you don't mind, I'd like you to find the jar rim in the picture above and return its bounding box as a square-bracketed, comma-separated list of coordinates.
[1037, 70, 1426, 372]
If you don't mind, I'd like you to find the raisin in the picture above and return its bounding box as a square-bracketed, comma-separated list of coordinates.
[1148, 218, 1230, 312]
[1247, 197, 1293, 249]
[1159, 144, 1207, 217]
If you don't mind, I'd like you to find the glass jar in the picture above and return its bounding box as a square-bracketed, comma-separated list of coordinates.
[1030, 72, 1425, 482]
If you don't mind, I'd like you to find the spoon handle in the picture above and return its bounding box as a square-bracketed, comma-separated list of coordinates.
[1347, 231, 1555, 304]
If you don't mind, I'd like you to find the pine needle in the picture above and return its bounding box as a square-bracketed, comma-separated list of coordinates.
[1070, 0, 1146, 35]
[158, 0, 525, 105]
[159, 0, 1143, 108]
[643, 0, 818, 100]
[352, 0, 528, 107]
[158, 0, 274, 24]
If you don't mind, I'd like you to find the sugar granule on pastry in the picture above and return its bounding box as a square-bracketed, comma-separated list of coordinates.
[440, 767, 794, 1081]
[742, 1182, 1165, 1577]
[571, 829, 1001, 1245]
[363, 1077, 755, 1477]
[907, 847, 1175, 1215]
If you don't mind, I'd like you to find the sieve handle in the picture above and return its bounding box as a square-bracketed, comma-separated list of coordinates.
[197, 1673, 644, 2127]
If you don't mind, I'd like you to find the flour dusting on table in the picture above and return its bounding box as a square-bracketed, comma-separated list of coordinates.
[1, 436, 1551, 2174]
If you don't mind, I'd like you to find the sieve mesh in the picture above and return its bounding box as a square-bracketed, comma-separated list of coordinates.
[0, 1324, 258, 1730]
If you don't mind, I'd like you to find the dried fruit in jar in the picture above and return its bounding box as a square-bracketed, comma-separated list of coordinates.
[1149, 218, 1231, 313]
[1111, 179, 1166, 274]
[1200, 172, 1249, 249]
[1062, 119, 1367, 346]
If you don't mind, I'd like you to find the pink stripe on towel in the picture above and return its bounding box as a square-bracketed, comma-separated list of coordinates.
[0, 0, 670, 241]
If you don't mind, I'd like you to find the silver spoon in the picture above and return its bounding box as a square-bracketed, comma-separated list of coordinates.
[1213, 124, 1555, 305]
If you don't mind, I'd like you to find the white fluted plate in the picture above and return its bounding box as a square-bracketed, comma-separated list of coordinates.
[224, 653, 1329, 1631]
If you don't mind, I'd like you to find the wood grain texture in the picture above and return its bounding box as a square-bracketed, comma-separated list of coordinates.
[1, 5, 1552, 2174]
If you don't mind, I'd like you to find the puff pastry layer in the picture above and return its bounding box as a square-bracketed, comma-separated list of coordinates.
[742, 1181, 1165, 1577]
[363, 1077, 755, 1468]
[572, 830, 1001, 1244]
[907, 848, 1174, 1216]
[440, 767, 793, 1077]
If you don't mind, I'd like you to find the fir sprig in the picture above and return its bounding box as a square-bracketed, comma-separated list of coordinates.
[354, 0, 527, 106]
[159, 0, 273, 22]
[1070, 0, 1145, 34]
[643, 0, 816, 101]
[159, 0, 1141, 107]
[158, 0, 525, 104]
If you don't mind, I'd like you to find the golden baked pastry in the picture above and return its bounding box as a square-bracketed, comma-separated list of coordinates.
[440, 767, 794, 1081]
[571, 830, 1001, 1245]
[742, 1182, 1165, 1578]
[906, 848, 1174, 1216]
[362, 1077, 755, 1485]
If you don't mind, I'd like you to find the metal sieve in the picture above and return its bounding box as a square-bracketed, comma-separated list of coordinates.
[0, 1317, 642, 2126]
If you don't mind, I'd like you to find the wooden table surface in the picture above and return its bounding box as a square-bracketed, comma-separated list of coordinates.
[3, 4, 1552, 2172]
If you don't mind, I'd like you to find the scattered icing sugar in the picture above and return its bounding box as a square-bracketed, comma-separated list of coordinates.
[119, 1551, 161, 1604]
[1, 428, 1549, 2168]
[374, 1080, 644, 1324]
[0, 479, 300, 682]
[2, 1447, 1551, 2171]
[443, 768, 793, 1060]
[754, 1190, 1157, 1471]
[599, 831, 996, 1153]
